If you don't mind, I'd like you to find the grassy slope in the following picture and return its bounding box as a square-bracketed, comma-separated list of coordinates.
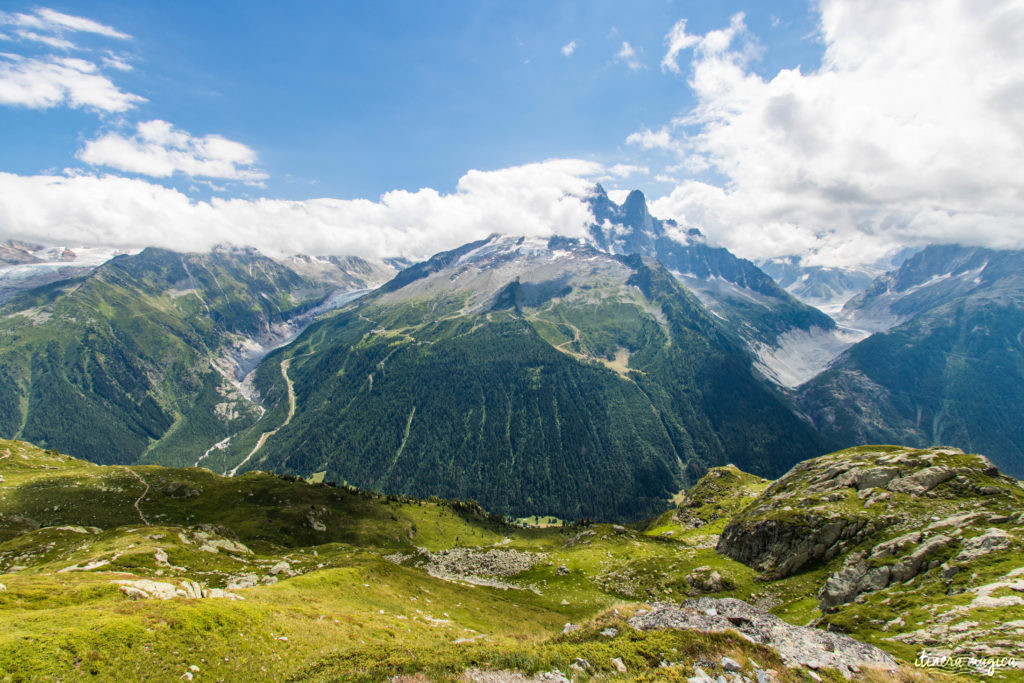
[0, 440, 971, 681]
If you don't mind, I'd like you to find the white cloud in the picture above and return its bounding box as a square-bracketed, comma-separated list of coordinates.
[0, 53, 144, 111]
[0, 160, 604, 261]
[0, 8, 130, 40]
[625, 127, 676, 152]
[78, 121, 268, 183]
[638, 1, 1024, 267]
[614, 41, 642, 70]
[101, 54, 133, 72]
[561, 40, 577, 57]
[660, 19, 700, 74]
[608, 164, 649, 178]
[606, 189, 631, 204]
[14, 29, 75, 50]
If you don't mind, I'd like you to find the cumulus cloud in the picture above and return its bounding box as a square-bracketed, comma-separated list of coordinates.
[561, 40, 577, 57]
[636, 0, 1024, 267]
[625, 127, 677, 152]
[0, 159, 603, 261]
[614, 41, 642, 70]
[78, 120, 268, 183]
[0, 8, 138, 113]
[0, 53, 144, 111]
[595, 164, 650, 185]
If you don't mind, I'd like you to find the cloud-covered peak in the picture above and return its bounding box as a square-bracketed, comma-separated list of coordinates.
[0, 159, 603, 261]
[634, 0, 1024, 268]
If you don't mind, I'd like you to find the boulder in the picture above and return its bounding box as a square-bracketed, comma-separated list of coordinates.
[887, 466, 955, 495]
[954, 528, 1014, 563]
[836, 466, 900, 491]
[115, 579, 180, 600]
[721, 656, 742, 671]
[686, 567, 726, 593]
[630, 598, 897, 679]
[226, 573, 259, 590]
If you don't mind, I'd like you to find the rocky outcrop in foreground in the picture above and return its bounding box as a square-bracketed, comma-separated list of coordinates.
[629, 598, 897, 679]
[114, 578, 243, 600]
[717, 446, 1018, 580]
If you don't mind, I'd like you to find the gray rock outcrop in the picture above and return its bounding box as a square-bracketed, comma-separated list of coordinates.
[954, 528, 1014, 563]
[818, 533, 956, 611]
[630, 598, 897, 679]
[886, 466, 955, 495]
[717, 515, 873, 578]
[114, 579, 243, 601]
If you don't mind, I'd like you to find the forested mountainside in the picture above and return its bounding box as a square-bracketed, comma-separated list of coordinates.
[0, 246, 392, 465]
[230, 235, 830, 521]
[799, 245, 1024, 478]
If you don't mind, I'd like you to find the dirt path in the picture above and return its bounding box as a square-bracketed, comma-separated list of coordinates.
[227, 357, 296, 477]
[121, 467, 151, 526]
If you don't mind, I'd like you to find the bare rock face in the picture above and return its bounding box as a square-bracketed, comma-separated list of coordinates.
[717, 513, 874, 579]
[818, 533, 957, 611]
[886, 466, 955, 495]
[954, 527, 1014, 563]
[629, 598, 898, 679]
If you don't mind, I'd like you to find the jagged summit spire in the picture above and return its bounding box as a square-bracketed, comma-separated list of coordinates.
[623, 188, 646, 207]
[622, 189, 650, 225]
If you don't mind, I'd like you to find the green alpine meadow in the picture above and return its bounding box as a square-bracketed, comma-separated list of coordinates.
[3, 439, 1021, 680]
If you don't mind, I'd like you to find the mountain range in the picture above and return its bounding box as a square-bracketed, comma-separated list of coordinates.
[799, 244, 1024, 478]
[2, 188, 1023, 514]
[0, 245, 396, 467]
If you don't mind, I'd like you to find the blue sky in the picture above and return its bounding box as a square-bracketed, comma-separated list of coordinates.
[0, 1, 1021, 266]
[0, 0, 819, 199]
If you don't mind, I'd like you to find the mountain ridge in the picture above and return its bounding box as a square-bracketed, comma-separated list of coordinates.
[800, 244, 1024, 478]
[231, 234, 831, 521]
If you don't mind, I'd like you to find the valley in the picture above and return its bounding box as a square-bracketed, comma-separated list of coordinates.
[2, 193, 1024, 681]
[4, 189, 1024, 514]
